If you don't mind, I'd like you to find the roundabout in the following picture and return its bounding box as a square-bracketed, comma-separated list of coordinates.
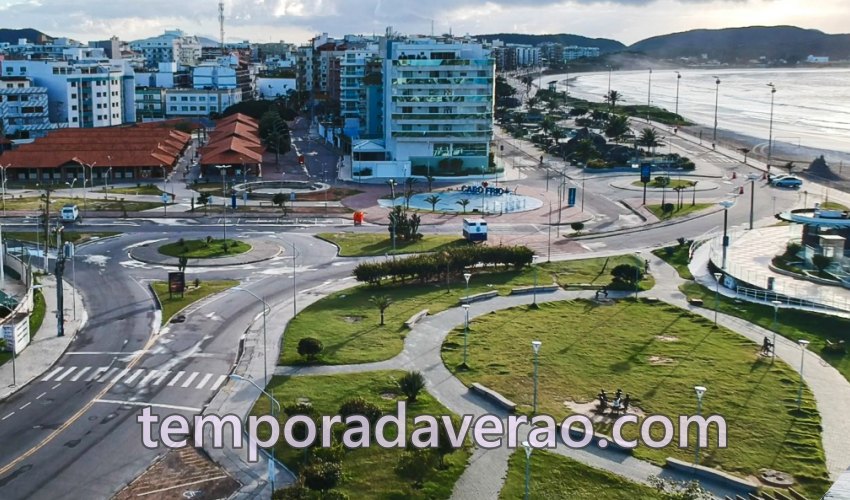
[378, 189, 544, 214]
[129, 236, 284, 267]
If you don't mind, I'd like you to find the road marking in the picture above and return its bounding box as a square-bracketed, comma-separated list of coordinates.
[135, 476, 229, 497]
[167, 371, 185, 387]
[70, 367, 91, 381]
[51, 383, 61, 390]
[98, 367, 119, 382]
[123, 369, 144, 385]
[86, 367, 109, 382]
[53, 367, 77, 382]
[35, 392, 46, 400]
[181, 372, 199, 388]
[111, 368, 130, 384]
[41, 367, 64, 382]
[19, 403, 30, 410]
[194, 373, 212, 390]
[2, 412, 14, 420]
[139, 370, 159, 386]
[209, 375, 227, 391]
[93, 399, 202, 413]
[65, 350, 148, 356]
[152, 370, 171, 385]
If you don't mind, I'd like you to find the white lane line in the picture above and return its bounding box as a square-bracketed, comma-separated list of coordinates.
[93, 399, 202, 413]
[53, 367, 77, 382]
[70, 367, 91, 382]
[35, 392, 46, 400]
[51, 383, 61, 390]
[111, 368, 130, 384]
[139, 370, 159, 386]
[167, 371, 185, 387]
[194, 373, 213, 390]
[209, 375, 227, 391]
[181, 372, 199, 388]
[123, 369, 144, 385]
[19, 402, 31, 410]
[41, 367, 64, 382]
[2, 412, 14, 420]
[66, 351, 148, 355]
[152, 370, 171, 386]
[98, 367, 119, 382]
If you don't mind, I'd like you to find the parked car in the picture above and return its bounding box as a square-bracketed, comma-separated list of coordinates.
[60, 204, 79, 223]
[771, 175, 803, 188]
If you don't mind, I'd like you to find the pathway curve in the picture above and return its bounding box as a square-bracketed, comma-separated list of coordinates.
[273, 253, 850, 496]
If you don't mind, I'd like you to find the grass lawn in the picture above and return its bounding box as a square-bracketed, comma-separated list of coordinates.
[820, 201, 849, 211]
[442, 299, 830, 498]
[632, 179, 695, 189]
[99, 184, 164, 195]
[152, 280, 238, 324]
[253, 372, 470, 499]
[652, 244, 693, 280]
[500, 449, 671, 499]
[3, 232, 120, 246]
[282, 255, 652, 366]
[158, 239, 251, 258]
[4, 196, 166, 213]
[318, 232, 469, 257]
[646, 203, 713, 220]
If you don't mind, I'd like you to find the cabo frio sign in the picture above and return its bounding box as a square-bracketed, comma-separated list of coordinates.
[460, 184, 508, 196]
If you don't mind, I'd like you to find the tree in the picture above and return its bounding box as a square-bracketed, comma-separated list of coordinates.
[403, 178, 418, 209]
[398, 371, 426, 402]
[303, 461, 341, 492]
[297, 337, 324, 360]
[338, 397, 382, 423]
[424, 194, 442, 212]
[259, 110, 291, 163]
[198, 192, 211, 215]
[435, 422, 458, 468]
[611, 263, 642, 289]
[738, 147, 751, 164]
[813, 254, 833, 273]
[370, 295, 392, 325]
[639, 128, 660, 155]
[425, 175, 436, 192]
[604, 114, 630, 143]
[570, 222, 585, 233]
[272, 192, 288, 215]
[571, 139, 599, 165]
[395, 449, 435, 488]
[605, 90, 622, 109]
[178, 256, 188, 273]
[456, 198, 470, 214]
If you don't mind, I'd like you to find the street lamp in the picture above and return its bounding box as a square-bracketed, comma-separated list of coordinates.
[646, 68, 652, 122]
[797, 339, 810, 410]
[215, 165, 229, 244]
[462, 304, 470, 367]
[766, 83, 777, 169]
[229, 374, 280, 492]
[693, 385, 707, 464]
[746, 172, 760, 230]
[712, 76, 721, 146]
[532, 265, 538, 307]
[65, 178, 77, 199]
[719, 199, 735, 269]
[388, 179, 398, 251]
[674, 71, 682, 130]
[233, 287, 270, 383]
[531, 340, 542, 414]
[634, 251, 642, 300]
[771, 300, 782, 360]
[72, 158, 95, 216]
[522, 440, 533, 500]
[463, 272, 471, 301]
[105, 155, 112, 199]
[713, 272, 722, 325]
[606, 65, 612, 111]
[0, 163, 9, 217]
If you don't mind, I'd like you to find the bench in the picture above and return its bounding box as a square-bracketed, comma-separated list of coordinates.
[470, 383, 516, 412]
[825, 339, 847, 354]
[459, 291, 498, 305]
[404, 309, 429, 329]
[509, 285, 560, 295]
[688, 297, 704, 306]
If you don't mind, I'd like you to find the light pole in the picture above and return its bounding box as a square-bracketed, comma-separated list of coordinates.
[229, 374, 280, 492]
[771, 300, 782, 360]
[719, 199, 735, 269]
[606, 65, 612, 111]
[216, 165, 228, 243]
[747, 173, 759, 230]
[0, 163, 9, 217]
[797, 339, 810, 410]
[766, 83, 776, 169]
[388, 179, 397, 251]
[674, 71, 681, 129]
[233, 287, 270, 383]
[634, 251, 641, 300]
[463, 272, 471, 301]
[462, 304, 470, 368]
[712, 76, 721, 146]
[65, 178, 77, 199]
[531, 340, 542, 414]
[713, 272, 722, 325]
[522, 440, 533, 500]
[693, 385, 707, 464]
[104, 167, 112, 198]
[72, 158, 95, 216]
[532, 265, 538, 307]
[646, 68, 652, 122]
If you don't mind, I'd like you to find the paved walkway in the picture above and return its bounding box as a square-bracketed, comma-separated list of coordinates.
[0, 275, 87, 401]
[128, 238, 283, 267]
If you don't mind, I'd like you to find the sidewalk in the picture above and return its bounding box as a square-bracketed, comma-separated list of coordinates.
[0, 275, 87, 401]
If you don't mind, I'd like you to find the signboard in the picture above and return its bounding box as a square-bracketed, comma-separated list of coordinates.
[168, 272, 186, 294]
[567, 187, 577, 207]
[231, 194, 237, 209]
[2, 318, 30, 355]
[640, 165, 652, 184]
[460, 185, 508, 196]
[63, 242, 75, 259]
[161, 193, 169, 204]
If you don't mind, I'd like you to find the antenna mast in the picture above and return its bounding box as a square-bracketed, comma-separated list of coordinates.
[218, 1, 225, 55]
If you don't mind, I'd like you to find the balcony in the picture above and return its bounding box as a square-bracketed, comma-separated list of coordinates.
[391, 113, 491, 121]
[392, 59, 492, 67]
[392, 77, 492, 86]
[392, 95, 492, 104]
[391, 130, 492, 138]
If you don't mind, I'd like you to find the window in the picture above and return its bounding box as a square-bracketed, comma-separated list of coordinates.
[72, 105, 77, 111]
[170, 96, 177, 101]
[181, 96, 188, 101]
[72, 117, 78, 122]
[170, 106, 177, 111]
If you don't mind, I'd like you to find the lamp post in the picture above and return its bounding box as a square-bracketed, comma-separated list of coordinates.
[767, 83, 776, 169]
[634, 251, 641, 300]
[606, 65, 612, 111]
[216, 165, 228, 243]
[233, 287, 270, 383]
[693, 385, 707, 464]
[522, 440, 533, 500]
[646, 68, 652, 122]
[65, 178, 77, 199]
[674, 71, 681, 129]
[229, 374, 280, 492]
[72, 158, 95, 216]
[105, 155, 112, 199]
[746, 173, 760, 230]
[713, 272, 722, 325]
[719, 199, 735, 269]
[771, 300, 782, 360]
[531, 340, 542, 414]
[462, 304, 470, 367]
[388, 179, 397, 251]
[0, 163, 9, 217]
[797, 339, 810, 410]
[463, 272, 471, 302]
[532, 265, 538, 307]
[712, 77, 721, 146]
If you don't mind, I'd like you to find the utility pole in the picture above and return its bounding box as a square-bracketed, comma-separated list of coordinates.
[54, 245, 66, 337]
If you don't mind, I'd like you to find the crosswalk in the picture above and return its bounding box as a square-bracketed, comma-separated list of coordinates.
[40, 366, 227, 392]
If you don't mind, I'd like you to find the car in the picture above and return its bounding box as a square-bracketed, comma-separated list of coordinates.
[60, 204, 79, 222]
[771, 176, 803, 188]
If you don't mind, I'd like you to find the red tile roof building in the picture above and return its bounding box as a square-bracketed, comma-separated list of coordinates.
[198, 113, 265, 177]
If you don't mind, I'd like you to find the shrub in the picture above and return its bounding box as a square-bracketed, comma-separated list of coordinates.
[322, 492, 349, 500]
[272, 484, 310, 500]
[311, 442, 345, 465]
[194, 277, 200, 288]
[395, 449, 436, 488]
[338, 397, 382, 424]
[570, 222, 585, 232]
[398, 371, 426, 402]
[676, 237, 686, 246]
[661, 203, 675, 213]
[611, 263, 642, 288]
[297, 337, 324, 360]
[784, 242, 802, 258]
[303, 461, 342, 491]
[206, 235, 213, 246]
[813, 254, 833, 272]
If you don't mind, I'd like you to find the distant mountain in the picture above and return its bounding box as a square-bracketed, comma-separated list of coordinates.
[476, 33, 626, 54]
[629, 26, 850, 62]
[197, 36, 220, 48]
[0, 28, 53, 44]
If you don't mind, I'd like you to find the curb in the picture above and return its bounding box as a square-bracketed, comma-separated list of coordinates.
[128, 242, 283, 268]
[573, 206, 724, 241]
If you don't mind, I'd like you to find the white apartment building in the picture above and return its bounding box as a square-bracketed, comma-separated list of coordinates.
[130, 30, 202, 69]
[563, 46, 600, 61]
[339, 47, 378, 122]
[0, 77, 63, 139]
[163, 88, 241, 117]
[0, 58, 136, 128]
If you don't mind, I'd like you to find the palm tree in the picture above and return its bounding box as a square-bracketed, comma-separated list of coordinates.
[198, 192, 211, 215]
[370, 295, 393, 326]
[424, 194, 442, 212]
[425, 175, 436, 192]
[604, 115, 630, 143]
[456, 198, 470, 214]
[639, 128, 660, 155]
[605, 90, 622, 110]
[572, 138, 599, 165]
[738, 148, 751, 164]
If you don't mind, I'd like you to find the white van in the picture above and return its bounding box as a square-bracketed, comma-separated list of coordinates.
[462, 218, 488, 242]
[60, 205, 79, 223]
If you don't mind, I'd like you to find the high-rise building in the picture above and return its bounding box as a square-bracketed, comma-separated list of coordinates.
[0, 77, 63, 140]
[130, 30, 202, 69]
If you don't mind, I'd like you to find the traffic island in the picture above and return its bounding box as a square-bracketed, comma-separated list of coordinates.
[129, 237, 283, 267]
[158, 238, 252, 258]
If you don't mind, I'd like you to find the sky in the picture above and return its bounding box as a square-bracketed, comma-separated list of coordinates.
[0, 0, 847, 45]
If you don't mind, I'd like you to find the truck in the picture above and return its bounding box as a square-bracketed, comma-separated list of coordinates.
[462, 218, 488, 242]
[60, 204, 79, 223]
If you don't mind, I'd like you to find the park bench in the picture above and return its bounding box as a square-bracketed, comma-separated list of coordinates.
[688, 297, 704, 306]
[825, 339, 847, 354]
[459, 291, 498, 305]
[470, 383, 516, 412]
[403, 309, 429, 329]
[509, 285, 560, 295]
